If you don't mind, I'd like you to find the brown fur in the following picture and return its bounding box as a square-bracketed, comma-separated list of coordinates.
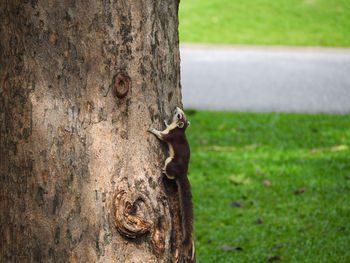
[149, 108, 195, 262]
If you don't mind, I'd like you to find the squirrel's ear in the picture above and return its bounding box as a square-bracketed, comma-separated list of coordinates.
[177, 122, 184, 128]
[187, 121, 191, 126]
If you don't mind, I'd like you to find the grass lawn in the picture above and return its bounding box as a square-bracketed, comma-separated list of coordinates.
[179, 0, 350, 47]
[185, 110, 350, 262]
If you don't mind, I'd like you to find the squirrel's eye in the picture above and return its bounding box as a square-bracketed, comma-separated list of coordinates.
[177, 122, 184, 128]
[177, 114, 182, 119]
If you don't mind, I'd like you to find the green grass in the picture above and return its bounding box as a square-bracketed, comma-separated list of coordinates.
[185, 110, 350, 262]
[179, 0, 350, 47]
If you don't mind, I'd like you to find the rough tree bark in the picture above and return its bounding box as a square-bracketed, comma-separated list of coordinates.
[0, 0, 189, 262]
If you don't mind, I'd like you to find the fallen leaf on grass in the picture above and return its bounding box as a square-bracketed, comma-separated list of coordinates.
[228, 174, 251, 185]
[274, 244, 283, 249]
[198, 139, 208, 145]
[244, 144, 258, 150]
[311, 145, 349, 153]
[203, 146, 236, 151]
[267, 255, 282, 262]
[331, 144, 348, 152]
[295, 187, 307, 194]
[255, 218, 264, 224]
[221, 245, 243, 251]
[231, 202, 245, 207]
[263, 180, 272, 187]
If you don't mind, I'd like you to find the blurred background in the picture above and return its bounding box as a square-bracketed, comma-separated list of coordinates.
[177, 0, 350, 262]
[179, 0, 350, 113]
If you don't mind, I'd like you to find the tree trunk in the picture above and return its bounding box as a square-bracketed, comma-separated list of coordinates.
[0, 0, 187, 262]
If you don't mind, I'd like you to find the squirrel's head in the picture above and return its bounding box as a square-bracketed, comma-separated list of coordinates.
[172, 107, 190, 130]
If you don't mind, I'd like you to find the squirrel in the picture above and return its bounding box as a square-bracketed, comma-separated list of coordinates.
[148, 107, 195, 262]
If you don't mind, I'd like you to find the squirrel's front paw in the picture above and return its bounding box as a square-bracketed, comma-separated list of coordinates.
[148, 127, 155, 133]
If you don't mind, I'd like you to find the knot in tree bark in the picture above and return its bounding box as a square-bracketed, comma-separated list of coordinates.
[114, 72, 130, 99]
[114, 189, 153, 238]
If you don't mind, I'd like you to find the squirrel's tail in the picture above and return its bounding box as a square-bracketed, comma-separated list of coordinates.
[177, 177, 196, 262]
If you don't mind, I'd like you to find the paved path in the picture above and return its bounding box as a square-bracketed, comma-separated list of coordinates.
[180, 44, 350, 114]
